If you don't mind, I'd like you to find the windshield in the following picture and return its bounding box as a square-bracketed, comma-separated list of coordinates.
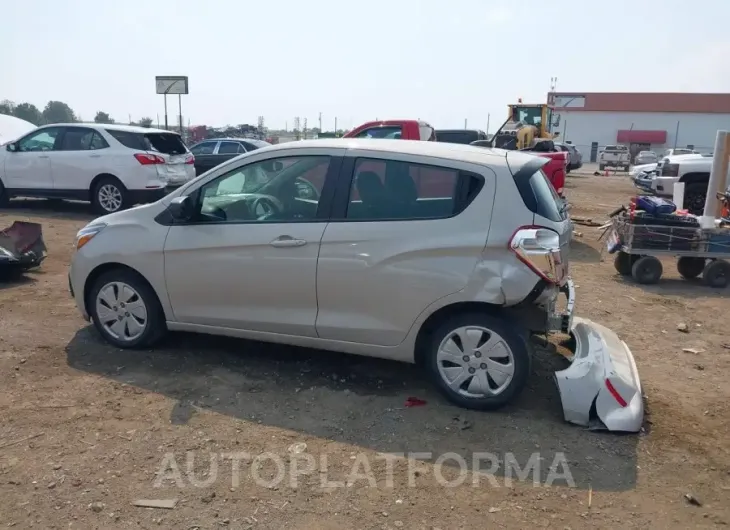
[511, 106, 542, 127]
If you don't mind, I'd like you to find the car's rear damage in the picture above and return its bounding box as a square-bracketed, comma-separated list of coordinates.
[0, 221, 48, 276]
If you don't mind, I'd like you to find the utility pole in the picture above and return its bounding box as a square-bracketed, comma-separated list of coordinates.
[334, 117, 338, 134]
[486, 114, 490, 135]
[464, 118, 467, 129]
[318, 112, 322, 133]
[303, 118, 308, 139]
[293, 117, 300, 140]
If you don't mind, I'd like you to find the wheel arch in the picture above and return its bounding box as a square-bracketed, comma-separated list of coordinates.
[679, 172, 709, 185]
[83, 262, 169, 320]
[413, 301, 500, 367]
[89, 173, 125, 201]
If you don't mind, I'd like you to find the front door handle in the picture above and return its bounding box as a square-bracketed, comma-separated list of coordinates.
[270, 236, 307, 248]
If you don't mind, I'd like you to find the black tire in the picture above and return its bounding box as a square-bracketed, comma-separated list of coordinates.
[88, 268, 167, 349]
[702, 259, 730, 288]
[613, 251, 635, 275]
[631, 255, 663, 284]
[0, 180, 9, 208]
[677, 256, 706, 280]
[426, 312, 531, 411]
[91, 176, 128, 215]
[598, 164, 606, 171]
[684, 182, 707, 215]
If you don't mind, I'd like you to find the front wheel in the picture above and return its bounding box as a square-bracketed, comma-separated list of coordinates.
[88, 269, 166, 349]
[92, 177, 128, 215]
[614, 251, 636, 275]
[677, 256, 705, 279]
[426, 313, 530, 411]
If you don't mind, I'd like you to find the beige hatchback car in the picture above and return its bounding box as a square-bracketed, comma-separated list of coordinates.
[69, 139, 643, 431]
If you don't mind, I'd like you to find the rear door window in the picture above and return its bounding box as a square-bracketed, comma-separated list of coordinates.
[190, 141, 217, 155]
[344, 158, 481, 220]
[218, 141, 245, 155]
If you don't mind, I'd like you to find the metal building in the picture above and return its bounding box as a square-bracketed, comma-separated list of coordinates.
[547, 92, 730, 163]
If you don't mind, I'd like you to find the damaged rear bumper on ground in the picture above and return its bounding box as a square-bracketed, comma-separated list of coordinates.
[550, 279, 644, 433]
[0, 221, 48, 274]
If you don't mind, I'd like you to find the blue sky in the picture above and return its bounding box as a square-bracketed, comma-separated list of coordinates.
[2, 0, 729, 131]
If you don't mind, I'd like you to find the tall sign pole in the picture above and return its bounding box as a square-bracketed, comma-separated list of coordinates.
[155, 76, 189, 132]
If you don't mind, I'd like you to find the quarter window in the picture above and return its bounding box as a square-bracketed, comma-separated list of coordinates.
[345, 158, 467, 221]
[195, 156, 330, 223]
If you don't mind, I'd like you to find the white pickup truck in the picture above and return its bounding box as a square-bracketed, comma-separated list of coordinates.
[598, 145, 630, 171]
[652, 153, 717, 214]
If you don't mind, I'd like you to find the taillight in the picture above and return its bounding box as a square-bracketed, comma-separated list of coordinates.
[184, 154, 195, 165]
[605, 378, 628, 407]
[134, 153, 165, 165]
[509, 227, 564, 284]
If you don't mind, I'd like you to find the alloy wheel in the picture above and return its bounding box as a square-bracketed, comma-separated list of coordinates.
[98, 184, 123, 212]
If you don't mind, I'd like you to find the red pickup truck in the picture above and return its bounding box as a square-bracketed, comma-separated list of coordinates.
[344, 119, 567, 196]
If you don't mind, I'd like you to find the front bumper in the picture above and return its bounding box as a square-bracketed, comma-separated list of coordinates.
[554, 317, 644, 432]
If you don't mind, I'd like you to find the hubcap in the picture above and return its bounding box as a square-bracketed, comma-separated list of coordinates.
[437, 326, 515, 398]
[99, 184, 122, 212]
[95, 282, 148, 341]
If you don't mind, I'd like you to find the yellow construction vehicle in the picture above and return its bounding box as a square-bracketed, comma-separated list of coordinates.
[492, 101, 557, 150]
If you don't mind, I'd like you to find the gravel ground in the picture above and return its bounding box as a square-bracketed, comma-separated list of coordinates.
[1, 175, 729, 529]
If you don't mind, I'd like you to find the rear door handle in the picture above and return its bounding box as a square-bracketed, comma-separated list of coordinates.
[270, 236, 307, 248]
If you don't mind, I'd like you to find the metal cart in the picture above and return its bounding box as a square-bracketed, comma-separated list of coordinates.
[606, 214, 730, 287]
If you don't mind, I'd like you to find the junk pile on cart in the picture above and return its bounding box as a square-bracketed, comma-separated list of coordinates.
[604, 195, 730, 287]
[0, 221, 48, 279]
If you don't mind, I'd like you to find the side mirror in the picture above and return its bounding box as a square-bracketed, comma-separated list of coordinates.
[168, 195, 195, 221]
[6, 143, 17, 152]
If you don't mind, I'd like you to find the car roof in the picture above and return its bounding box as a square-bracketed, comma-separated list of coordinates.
[38, 123, 177, 135]
[260, 138, 523, 167]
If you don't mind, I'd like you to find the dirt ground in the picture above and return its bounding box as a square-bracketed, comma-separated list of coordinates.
[1, 175, 729, 529]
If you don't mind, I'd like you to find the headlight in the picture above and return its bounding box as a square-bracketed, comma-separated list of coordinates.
[75, 222, 107, 250]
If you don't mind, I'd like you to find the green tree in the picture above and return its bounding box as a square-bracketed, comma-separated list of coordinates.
[0, 99, 14, 115]
[42, 101, 76, 124]
[138, 117, 153, 128]
[12, 103, 42, 125]
[94, 111, 114, 124]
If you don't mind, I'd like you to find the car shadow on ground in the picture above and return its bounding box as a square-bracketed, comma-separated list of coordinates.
[0, 271, 37, 289]
[1, 199, 96, 221]
[610, 274, 729, 300]
[569, 239, 602, 263]
[65, 328, 640, 492]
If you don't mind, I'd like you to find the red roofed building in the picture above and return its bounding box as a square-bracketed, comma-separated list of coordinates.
[546, 92, 730, 163]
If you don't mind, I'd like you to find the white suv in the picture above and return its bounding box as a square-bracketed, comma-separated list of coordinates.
[0, 124, 195, 214]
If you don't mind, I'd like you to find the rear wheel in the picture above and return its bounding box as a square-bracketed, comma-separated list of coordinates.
[631, 255, 663, 284]
[702, 259, 730, 288]
[92, 176, 127, 215]
[426, 312, 530, 410]
[677, 256, 705, 279]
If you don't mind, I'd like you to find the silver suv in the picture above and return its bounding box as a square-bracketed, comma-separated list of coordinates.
[68, 139, 643, 431]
